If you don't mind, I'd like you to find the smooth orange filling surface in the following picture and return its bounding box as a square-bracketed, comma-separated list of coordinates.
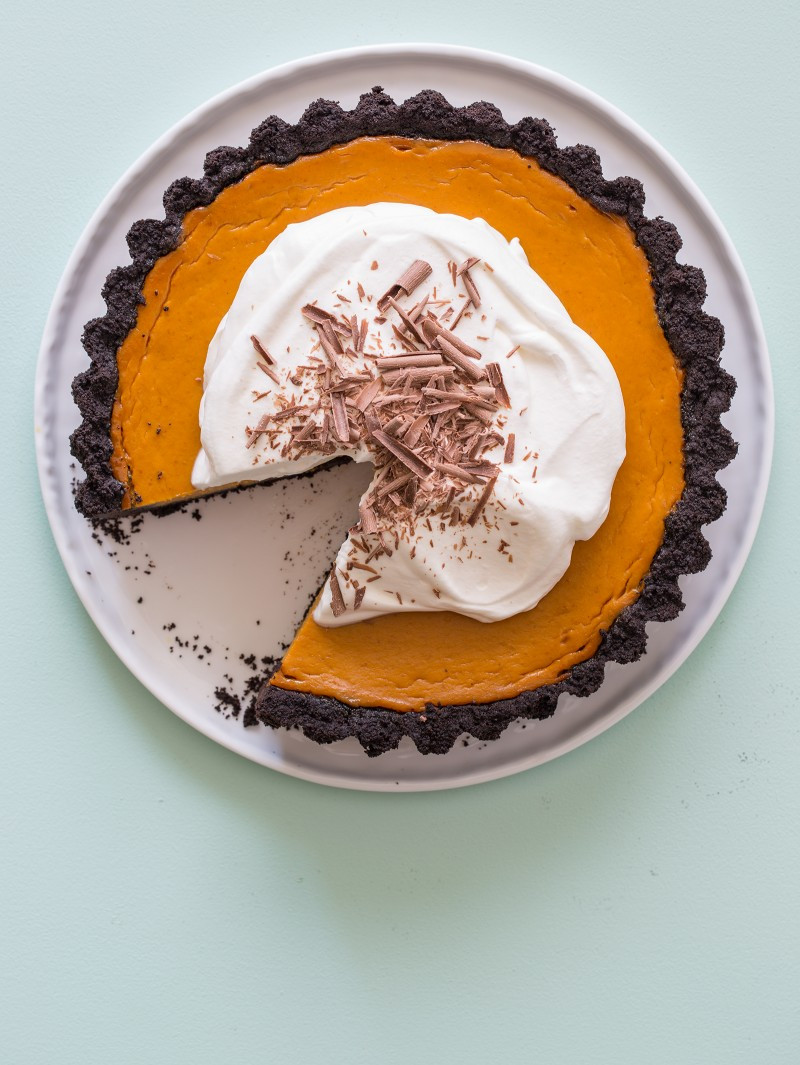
[111, 137, 684, 711]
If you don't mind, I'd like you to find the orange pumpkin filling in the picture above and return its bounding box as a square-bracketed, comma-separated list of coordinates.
[110, 137, 684, 711]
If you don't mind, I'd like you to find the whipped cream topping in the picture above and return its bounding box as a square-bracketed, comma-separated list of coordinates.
[192, 203, 625, 626]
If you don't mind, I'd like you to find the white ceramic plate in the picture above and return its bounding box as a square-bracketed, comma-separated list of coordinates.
[35, 45, 772, 792]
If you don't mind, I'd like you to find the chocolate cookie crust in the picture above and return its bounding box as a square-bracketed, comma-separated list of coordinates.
[70, 87, 737, 756]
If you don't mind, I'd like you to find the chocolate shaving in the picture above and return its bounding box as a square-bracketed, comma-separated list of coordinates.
[462, 462, 499, 478]
[456, 257, 480, 276]
[385, 295, 425, 344]
[330, 391, 350, 443]
[354, 377, 382, 411]
[328, 568, 346, 617]
[422, 387, 495, 410]
[424, 319, 481, 360]
[377, 472, 414, 497]
[462, 402, 492, 425]
[408, 295, 429, 323]
[451, 298, 472, 328]
[251, 335, 274, 364]
[257, 360, 280, 384]
[420, 318, 439, 346]
[316, 328, 340, 366]
[363, 408, 381, 435]
[390, 323, 419, 352]
[294, 418, 319, 443]
[466, 476, 498, 526]
[272, 404, 306, 421]
[321, 320, 343, 356]
[301, 304, 338, 325]
[436, 462, 482, 484]
[353, 586, 366, 610]
[359, 502, 378, 533]
[403, 412, 430, 448]
[487, 363, 511, 407]
[504, 433, 516, 463]
[350, 560, 380, 574]
[245, 414, 272, 448]
[382, 414, 407, 436]
[425, 400, 462, 414]
[371, 429, 434, 479]
[472, 381, 496, 401]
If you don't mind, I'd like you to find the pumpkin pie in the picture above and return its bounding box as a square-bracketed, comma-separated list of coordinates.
[71, 88, 736, 756]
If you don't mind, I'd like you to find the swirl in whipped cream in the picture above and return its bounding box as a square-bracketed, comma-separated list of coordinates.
[192, 203, 625, 626]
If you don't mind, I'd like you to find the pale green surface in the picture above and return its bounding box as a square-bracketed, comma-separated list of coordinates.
[2, 1, 799, 1061]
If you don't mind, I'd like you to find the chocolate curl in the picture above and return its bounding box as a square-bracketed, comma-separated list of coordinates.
[436, 337, 486, 382]
[396, 259, 433, 294]
[376, 352, 443, 371]
[460, 267, 481, 308]
[423, 318, 482, 360]
[377, 259, 432, 310]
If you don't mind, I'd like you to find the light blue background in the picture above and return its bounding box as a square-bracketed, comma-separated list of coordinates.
[3, 2, 798, 1062]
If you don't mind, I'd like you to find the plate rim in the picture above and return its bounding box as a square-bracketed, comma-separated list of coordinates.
[34, 43, 774, 791]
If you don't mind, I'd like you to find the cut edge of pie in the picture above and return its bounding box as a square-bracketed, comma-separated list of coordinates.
[70, 87, 737, 757]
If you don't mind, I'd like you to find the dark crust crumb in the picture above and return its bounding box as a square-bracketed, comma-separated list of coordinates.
[213, 650, 279, 726]
[69, 87, 737, 757]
